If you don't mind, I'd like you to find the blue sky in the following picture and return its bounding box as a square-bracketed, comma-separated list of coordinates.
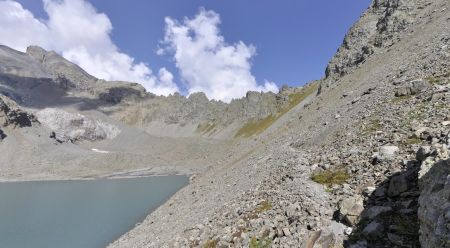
[2, 0, 370, 101]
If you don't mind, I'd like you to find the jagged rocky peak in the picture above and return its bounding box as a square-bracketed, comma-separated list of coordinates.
[188, 92, 209, 103]
[324, 0, 428, 81]
[0, 45, 50, 78]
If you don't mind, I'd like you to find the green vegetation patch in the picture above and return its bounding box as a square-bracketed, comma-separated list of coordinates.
[243, 200, 272, 221]
[250, 236, 272, 248]
[406, 136, 422, 145]
[234, 115, 277, 138]
[283, 83, 319, 115]
[311, 168, 350, 186]
[235, 83, 318, 138]
[426, 71, 450, 85]
[391, 95, 412, 103]
[203, 239, 219, 248]
[197, 122, 217, 135]
[361, 119, 382, 135]
[255, 200, 272, 213]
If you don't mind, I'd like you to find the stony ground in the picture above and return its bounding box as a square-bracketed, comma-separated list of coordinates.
[110, 0, 449, 247]
[0, 0, 448, 247]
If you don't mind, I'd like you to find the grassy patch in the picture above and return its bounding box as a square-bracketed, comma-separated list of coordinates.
[235, 83, 318, 138]
[391, 95, 412, 103]
[400, 103, 427, 129]
[282, 83, 319, 115]
[243, 200, 272, 221]
[406, 136, 422, 145]
[234, 115, 277, 138]
[255, 200, 272, 213]
[426, 71, 450, 85]
[203, 239, 218, 248]
[362, 119, 382, 135]
[250, 236, 272, 248]
[311, 168, 350, 186]
[197, 122, 217, 135]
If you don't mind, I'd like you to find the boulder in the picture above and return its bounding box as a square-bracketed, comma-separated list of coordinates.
[338, 195, 364, 225]
[362, 221, 384, 237]
[0, 128, 5, 140]
[363, 206, 392, 219]
[394, 79, 430, 97]
[416, 146, 432, 162]
[387, 174, 408, 197]
[379, 145, 399, 161]
[418, 159, 450, 247]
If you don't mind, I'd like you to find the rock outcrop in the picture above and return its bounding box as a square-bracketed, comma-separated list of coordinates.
[325, 0, 427, 82]
[0, 95, 37, 128]
[419, 159, 450, 247]
[35, 108, 120, 142]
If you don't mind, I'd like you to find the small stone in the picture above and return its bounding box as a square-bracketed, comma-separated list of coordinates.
[387, 233, 403, 245]
[416, 146, 432, 161]
[364, 206, 392, 219]
[345, 227, 353, 235]
[379, 145, 399, 161]
[363, 221, 384, 237]
[363, 186, 376, 196]
[282, 228, 291, 236]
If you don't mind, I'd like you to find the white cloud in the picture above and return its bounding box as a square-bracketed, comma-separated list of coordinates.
[161, 8, 278, 103]
[0, 0, 179, 96]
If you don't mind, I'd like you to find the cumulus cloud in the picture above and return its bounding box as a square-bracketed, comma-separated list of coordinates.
[161, 8, 278, 103]
[0, 0, 179, 95]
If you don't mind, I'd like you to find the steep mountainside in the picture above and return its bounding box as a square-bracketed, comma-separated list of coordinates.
[108, 0, 449, 247]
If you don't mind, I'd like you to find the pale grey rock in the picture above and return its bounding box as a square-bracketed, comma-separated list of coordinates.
[379, 145, 399, 161]
[338, 195, 364, 225]
[36, 108, 120, 142]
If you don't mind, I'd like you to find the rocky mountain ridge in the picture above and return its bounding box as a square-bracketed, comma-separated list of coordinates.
[0, 0, 448, 247]
[109, 0, 450, 247]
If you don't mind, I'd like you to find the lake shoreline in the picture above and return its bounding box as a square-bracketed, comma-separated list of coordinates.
[0, 166, 194, 183]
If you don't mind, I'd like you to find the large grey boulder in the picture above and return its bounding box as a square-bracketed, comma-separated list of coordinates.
[418, 159, 450, 247]
[395, 79, 430, 97]
[362, 221, 384, 237]
[379, 145, 400, 161]
[338, 195, 364, 225]
[387, 173, 408, 197]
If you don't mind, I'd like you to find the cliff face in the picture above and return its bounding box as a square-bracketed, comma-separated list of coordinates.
[325, 0, 428, 81]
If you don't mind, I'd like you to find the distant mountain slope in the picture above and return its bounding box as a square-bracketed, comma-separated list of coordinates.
[108, 0, 450, 247]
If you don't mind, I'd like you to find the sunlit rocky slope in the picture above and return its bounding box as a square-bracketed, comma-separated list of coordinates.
[1, 0, 449, 247]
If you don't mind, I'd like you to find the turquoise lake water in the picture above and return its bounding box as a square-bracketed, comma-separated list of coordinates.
[0, 176, 188, 248]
